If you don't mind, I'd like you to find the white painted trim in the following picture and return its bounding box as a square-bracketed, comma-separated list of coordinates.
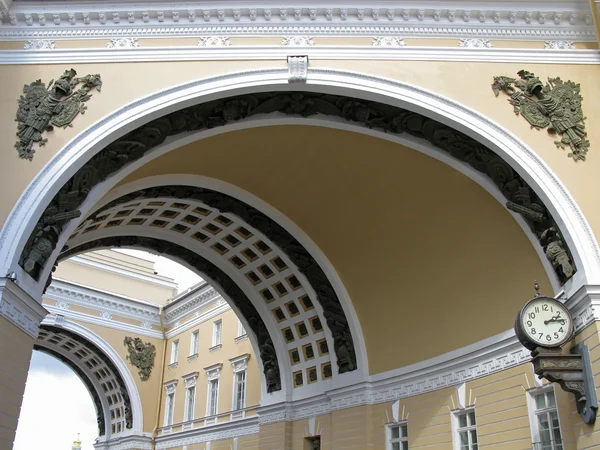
[0, 278, 47, 338]
[155, 416, 259, 450]
[44, 304, 163, 338]
[94, 434, 152, 450]
[167, 303, 230, 339]
[0, 46, 598, 65]
[164, 285, 219, 324]
[2, 1, 594, 41]
[40, 316, 145, 435]
[68, 255, 177, 290]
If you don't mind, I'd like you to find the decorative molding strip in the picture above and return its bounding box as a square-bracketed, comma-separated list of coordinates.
[565, 284, 600, 333]
[371, 37, 406, 47]
[45, 278, 161, 325]
[44, 305, 163, 339]
[94, 435, 153, 450]
[197, 36, 231, 47]
[281, 36, 315, 46]
[23, 39, 55, 50]
[0, 46, 597, 65]
[106, 37, 139, 48]
[163, 285, 219, 324]
[1, 2, 595, 41]
[0, 278, 47, 338]
[458, 38, 493, 48]
[544, 40, 577, 49]
[155, 416, 259, 449]
[166, 302, 230, 339]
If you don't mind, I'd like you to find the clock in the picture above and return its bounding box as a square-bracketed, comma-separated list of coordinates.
[514, 296, 574, 351]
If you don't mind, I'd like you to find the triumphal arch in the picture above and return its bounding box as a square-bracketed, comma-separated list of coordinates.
[1, 0, 600, 448]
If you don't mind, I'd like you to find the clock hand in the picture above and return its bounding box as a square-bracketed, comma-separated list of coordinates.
[544, 316, 566, 325]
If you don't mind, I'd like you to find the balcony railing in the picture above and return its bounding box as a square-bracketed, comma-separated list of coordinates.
[532, 440, 563, 450]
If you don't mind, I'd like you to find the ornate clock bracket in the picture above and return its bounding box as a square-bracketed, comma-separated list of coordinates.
[531, 343, 598, 424]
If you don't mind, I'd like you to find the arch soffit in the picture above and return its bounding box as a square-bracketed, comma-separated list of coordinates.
[1, 70, 597, 311]
[35, 317, 144, 438]
[0, 69, 596, 299]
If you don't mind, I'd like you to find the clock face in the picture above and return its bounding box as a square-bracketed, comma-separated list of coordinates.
[517, 297, 573, 349]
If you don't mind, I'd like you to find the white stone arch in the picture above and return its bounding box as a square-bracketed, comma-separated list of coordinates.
[38, 314, 146, 442]
[0, 68, 598, 377]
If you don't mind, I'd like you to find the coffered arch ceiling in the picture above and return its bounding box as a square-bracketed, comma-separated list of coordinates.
[35, 324, 134, 439]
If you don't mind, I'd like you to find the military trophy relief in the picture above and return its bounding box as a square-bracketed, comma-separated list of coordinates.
[514, 282, 597, 424]
[492, 70, 589, 161]
[124, 336, 156, 382]
[15, 68, 102, 160]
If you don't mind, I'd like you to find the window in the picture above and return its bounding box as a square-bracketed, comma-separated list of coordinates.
[165, 392, 175, 426]
[185, 386, 196, 422]
[170, 340, 179, 364]
[455, 410, 478, 450]
[233, 370, 246, 410]
[190, 330, 199, 356]
[388, 422, 408, 450]
[212, 320, 222, 347]
[207, 379, 219, 416]
[237, 319, 246, 338]
[531, 389, 563, 450]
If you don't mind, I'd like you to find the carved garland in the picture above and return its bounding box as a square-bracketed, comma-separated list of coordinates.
[19, 91, 576, 351]
[59, 237, 282, 393]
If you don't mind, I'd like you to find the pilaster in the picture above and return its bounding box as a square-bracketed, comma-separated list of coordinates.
[0, 278, 46, 448]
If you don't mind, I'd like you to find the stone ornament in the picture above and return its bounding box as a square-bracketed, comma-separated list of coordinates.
[106, 37, 139, 48]
[288, 56, 308, 83]
[544, 41, 576, 50]
[371, 37, 406, 47]
[458, 38, 493, 48]
[197, 36, 231, 47]
[23, 40, 56, 50]
[281, 36, 314, 46]
[492, 70, 589, 161]
[15, 69, 102, 160]
[124, 336, 156, 382]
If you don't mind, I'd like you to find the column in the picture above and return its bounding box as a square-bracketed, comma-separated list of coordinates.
[0, 278, 47, 448]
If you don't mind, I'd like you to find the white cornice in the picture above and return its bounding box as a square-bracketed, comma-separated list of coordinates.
[1, 2, 595, 41]
[164, 285, 220, 325]
[165, 302, 231, 339]
[0, 45, 598, 64]
[46, 278, 161, 324]
[0, 278, 47, 338]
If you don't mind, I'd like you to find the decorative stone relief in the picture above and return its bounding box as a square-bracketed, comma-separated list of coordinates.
[124, 336, 156, 382]
[492, 70, 589, 161]
[182, 372, 199, 388]
[15, 69, 102, 160]
[544, 41, 576, 50]
[287, 56, 308, 83]
[371, 37, 406, 47]
[458, 38, 493, 48]
[164, 379, 178, 394]
[230, 354, 250, 373]
[99, 311, 112, 320]
[281, 36, 314, 46]
[23, 40, 55, 50]
[106, 38, 139, 48]
[204, 363, 222, 381]
[197, 36, 231, 47]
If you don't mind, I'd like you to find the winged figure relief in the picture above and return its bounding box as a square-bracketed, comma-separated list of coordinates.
[15, 69, 102, 160]
[124, 337, 156, 382]
[492, 70, 589, 161]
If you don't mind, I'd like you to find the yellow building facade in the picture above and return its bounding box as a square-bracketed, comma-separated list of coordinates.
[1, 0, 600, 448]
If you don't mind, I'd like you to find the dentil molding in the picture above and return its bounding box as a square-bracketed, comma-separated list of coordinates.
[0, 1, 595, 41]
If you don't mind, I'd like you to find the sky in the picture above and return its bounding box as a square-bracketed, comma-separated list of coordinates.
[14, 250, 203, 449]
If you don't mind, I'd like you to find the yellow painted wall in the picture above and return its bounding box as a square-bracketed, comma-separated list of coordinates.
[117, 125, 551, 374]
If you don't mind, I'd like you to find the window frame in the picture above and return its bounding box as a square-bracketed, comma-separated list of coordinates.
[206, 378, 220, 417]
[184, 385, 196, 422]
[232, 369, 247, 411]
[528, 386, 564, 450]
[170, 339, 179, 364]
[452, 408, 478, 450]
[386, 421, 409, 450]
[237, 319, 247, 338]
[190, 330, 199, 356]
[162, 380, 178, 427]
[212, 320, 222, 347]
